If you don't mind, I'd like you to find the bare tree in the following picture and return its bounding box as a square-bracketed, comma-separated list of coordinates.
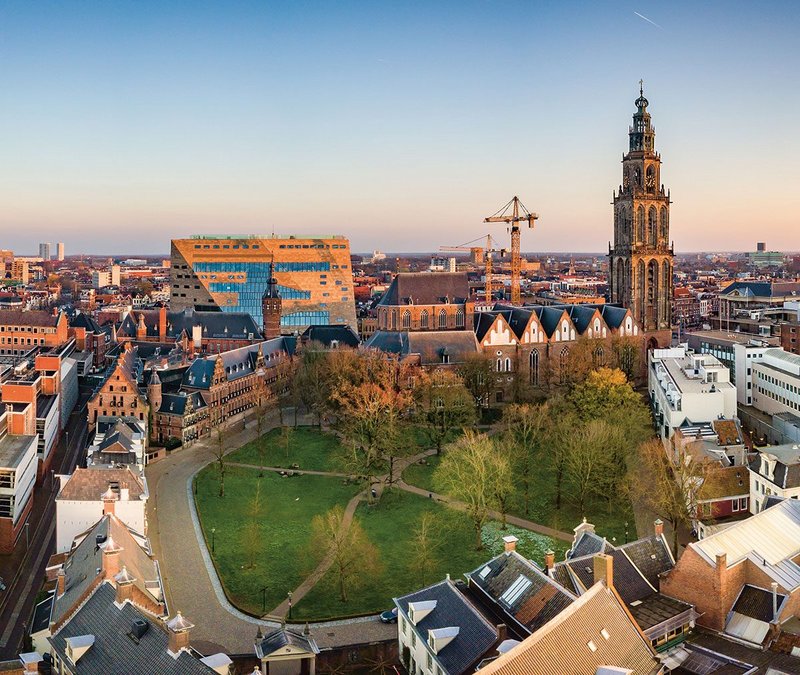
[408, 512, 440, 586]
[213, 428, 226, 498]
[243, 482, 262, 569]
[629, 438, 724, 557]
[433, 431, 512, 549]
[562, 419, 622, 514]
[502, 402, 551, 515]
[310, 505, 382, 603]
[413, 369, 476, 454]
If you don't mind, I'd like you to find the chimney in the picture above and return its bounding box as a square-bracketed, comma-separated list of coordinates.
[101, 536, 122, 580]
[654, 518, 664, 537]
[56, 568, 66, 597]
[102, 487, 117, 516]
[167, 612, 194, 657]
[544, 549, 555, 573]
[503, 535, 518, 554]
[114, 566, 136, 605]
[19, 652, 42, 674]
[593, 553, 614, 589]
[772, 582, 779, 622]
[159, 305, 167, 341]
[496, 624, 507, 643]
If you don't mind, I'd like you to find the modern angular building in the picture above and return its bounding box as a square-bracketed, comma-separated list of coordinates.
[170, 235, 356, 333]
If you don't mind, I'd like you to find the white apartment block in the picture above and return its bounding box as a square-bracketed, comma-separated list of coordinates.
[649, 346, 737, 440]
[751, 349, 800, 418]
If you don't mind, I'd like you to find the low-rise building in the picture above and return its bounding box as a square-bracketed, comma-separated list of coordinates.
[0, 409, 38, 553]
[55, 465, 148, 554]
[749, 443, 800, 514]
[751, 348, 800, 418]
[649, 346, 737, 440]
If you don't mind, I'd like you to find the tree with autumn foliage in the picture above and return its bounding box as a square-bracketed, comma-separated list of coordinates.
[413, 369, 476, 453]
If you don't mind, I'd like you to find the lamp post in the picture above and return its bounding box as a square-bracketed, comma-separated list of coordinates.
[287, 591, 293, 620]
[624, 521, 629, 544]
[211, 527, 216, 555]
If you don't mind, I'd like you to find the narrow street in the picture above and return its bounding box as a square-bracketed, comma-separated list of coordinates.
[0, 389, 91, 658]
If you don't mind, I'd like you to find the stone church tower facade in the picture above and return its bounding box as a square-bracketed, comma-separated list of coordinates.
[609, 85, 673, 345]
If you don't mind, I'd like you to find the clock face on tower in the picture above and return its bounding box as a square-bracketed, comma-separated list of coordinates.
[646, 172, 655, 189]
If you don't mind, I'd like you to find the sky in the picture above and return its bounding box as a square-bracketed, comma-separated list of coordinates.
[0, 1, 799, 255]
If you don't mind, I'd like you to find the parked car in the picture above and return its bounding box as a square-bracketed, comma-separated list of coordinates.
[380, 607, 398, 624]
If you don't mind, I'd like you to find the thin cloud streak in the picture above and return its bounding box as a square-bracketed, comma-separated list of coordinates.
[634, 11, 663, 29]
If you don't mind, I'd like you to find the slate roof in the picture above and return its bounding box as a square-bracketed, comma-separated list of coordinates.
[751, 445, 800, 489]
[568, 531, 612, 560]
[395, 579, 498, 675]
[158, 392, 207, 416]
[618, 535, 675, 590]
[49, 583, 213, 675]
[468, 551, 576, 634]
[51, 515, 162, 627]
[731, 585, 786, 623]
[98, 426, 136, 454]
[561, 550, 656, 606]
[255, 629, 319, 658]
[301, 325, 360, 348]
[474, 582, 660, 675]
[720, 281, 800, 299]
[628, 593, 695, 632]
[70, 312, 103, 333]
[182, 337, 293, 390]
[118, 308, 261, 340]
[365, 330, 480, 365]
[363, 330, 405, 355]
[377, 272, 470, 306]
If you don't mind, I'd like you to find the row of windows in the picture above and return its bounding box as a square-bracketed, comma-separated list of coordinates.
[280, 311, 330, 327]
[387, 309, 466, 330]
[277, 243, 347, 249]
[0, 325, 54, 333]
[194, 261, 332, 273]
[208, 282, 311, 300]
[0, 337, 45, 346]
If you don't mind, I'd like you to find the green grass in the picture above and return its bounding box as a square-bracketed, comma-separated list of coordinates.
[194, 464, 360, 615]
[401, 455, 441, 492]
[401, 451, 635, 545]
[292, 489, 564, 620]
[225, 427, 343, 472]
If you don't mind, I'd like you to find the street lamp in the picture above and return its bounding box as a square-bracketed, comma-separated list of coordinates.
[211, 527, 216, 555]
[287, 591, 293, 620]
[624, 521, 629, 544]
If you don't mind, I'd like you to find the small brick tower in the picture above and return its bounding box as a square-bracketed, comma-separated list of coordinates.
[262, 261, 282, 339]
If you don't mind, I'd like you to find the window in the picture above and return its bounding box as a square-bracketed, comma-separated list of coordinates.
[402, 310, 411, 329]
[455, 310, 465, 328]
[500, 575, 532, 605]
[421, 310, 429, 329]
[438, 310, 447, 329]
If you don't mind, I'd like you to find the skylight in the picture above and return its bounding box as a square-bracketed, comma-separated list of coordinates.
[500, 575, 532, 605]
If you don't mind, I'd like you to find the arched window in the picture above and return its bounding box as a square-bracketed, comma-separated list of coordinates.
[420, 309, 429, 329]
[391, 310, 398, 331]
[402, 310, 411, 329]
[496, 358, 503, 372]
[593, 346, 605, 368]
[504, 358, 511, 373]
[559, 347, 570, 383]
[636, 205, 645, 244]
[455, 310, 465, 328]
[438, 309, 447, 329]
[648, 207, 658, 247]
[660, 207, 668, 242]
[529, 349, 540, 385]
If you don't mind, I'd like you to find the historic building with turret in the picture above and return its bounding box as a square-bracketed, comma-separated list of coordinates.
[609, 84, 674, 348]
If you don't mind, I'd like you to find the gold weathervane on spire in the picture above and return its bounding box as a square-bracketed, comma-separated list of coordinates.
[639, 78, 644, 95]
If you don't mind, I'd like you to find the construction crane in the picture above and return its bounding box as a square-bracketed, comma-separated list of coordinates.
[440, 234, 506, 301]
[484, 196, 539, 305]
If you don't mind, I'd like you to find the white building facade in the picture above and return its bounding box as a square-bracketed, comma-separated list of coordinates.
[649, 346, 737, 440]
[749, 444, 800, 514]
[751, 349, 800, 417]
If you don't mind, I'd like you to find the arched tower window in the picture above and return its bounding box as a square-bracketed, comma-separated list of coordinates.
[438, 309, 447, 329]
[646, 165, 656, 192]
[504, 357, 512, 373]
[559, 347, 570, 384]
[530, 349, 539, 385]
[636, 205, 645, 244]
[647, 259, 659, 329]
[420, 309, 429, 329]
[593, 346, 605, 368]
[401, 310, 411, 330]
[455, 310, 465, 329]
[660, 207, 668, 243]
[648, 207, 658, 247]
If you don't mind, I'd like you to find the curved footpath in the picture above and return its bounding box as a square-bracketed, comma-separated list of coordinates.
[146, 412, 572, 655]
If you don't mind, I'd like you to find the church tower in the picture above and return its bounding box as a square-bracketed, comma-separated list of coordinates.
[609, 83, 673, 338]
[262, 261, 282, 339]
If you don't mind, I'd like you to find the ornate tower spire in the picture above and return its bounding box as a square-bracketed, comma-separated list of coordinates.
[262, 260, 282, 339]
[609, 84, 674, 343]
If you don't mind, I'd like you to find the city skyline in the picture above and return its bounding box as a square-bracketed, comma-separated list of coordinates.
[1, 1, 799, 254]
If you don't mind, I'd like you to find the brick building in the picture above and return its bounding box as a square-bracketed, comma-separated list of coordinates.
[87, 342, 149, 427]
[170, 235, 356, 333]
[660, 498, 800, 644]
[0, 309, 69, 357]
[68, 312, 111, 370]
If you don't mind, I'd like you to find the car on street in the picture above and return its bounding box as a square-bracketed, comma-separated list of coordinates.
[380, 607, 398, 623]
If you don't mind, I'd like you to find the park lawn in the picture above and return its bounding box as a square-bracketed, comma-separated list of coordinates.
[401, 451, 635, 545]
[401, 455, 441, 492]
[194, 464, 360, 616]
[225, 427, 343, 472]
[292, 489, 563, 621]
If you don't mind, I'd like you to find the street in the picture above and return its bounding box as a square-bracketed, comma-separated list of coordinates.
[0, 388, 91, 658]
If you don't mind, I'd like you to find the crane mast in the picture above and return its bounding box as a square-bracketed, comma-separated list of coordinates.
[484, 196, 538, 305]
[440, 234, 505, 301]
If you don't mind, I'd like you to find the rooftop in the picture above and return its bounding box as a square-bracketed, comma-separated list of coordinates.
[0, 433, 37, 469]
